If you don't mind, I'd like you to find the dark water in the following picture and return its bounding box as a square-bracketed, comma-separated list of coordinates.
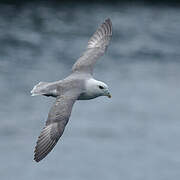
[0, 3, 180, 180]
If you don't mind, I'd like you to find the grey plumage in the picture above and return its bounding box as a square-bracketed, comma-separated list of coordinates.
[72, 18, 112, 75]
[33, 18, 112, 162]
[34, 93, 79, 162]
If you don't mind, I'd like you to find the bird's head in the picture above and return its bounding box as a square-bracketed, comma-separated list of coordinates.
[86, 79, 111, 98]
[96, 81, 111, 98]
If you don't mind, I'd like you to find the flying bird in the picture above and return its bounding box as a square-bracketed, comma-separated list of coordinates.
[31, 18, 112, 162]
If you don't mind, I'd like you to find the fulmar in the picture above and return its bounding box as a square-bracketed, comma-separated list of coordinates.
[31, 18, 112, 162]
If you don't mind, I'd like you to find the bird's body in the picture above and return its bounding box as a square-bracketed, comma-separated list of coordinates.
[31, 74, 109, 100]
[31, 18, 112, 162]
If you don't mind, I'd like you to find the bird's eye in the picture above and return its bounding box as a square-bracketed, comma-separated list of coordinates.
[99, 85, 104, 89]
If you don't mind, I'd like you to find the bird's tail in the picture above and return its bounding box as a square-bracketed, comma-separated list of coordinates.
[31, 81, 58, 97]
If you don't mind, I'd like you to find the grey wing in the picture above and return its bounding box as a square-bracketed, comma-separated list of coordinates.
[34, 93, 79, 162]
[72, 18, 112, 75]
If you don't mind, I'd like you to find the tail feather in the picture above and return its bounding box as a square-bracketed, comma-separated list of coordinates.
[31, 82, 47, 96]
[31, 81, 58, 97]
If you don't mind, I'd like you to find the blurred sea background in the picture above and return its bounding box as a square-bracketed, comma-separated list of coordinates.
[0, 1, 180, 180]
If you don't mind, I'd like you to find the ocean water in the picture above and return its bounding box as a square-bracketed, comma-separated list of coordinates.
[0, 2, 180, 180]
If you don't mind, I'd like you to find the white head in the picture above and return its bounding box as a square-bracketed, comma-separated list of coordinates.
[85, 79, 111, 99]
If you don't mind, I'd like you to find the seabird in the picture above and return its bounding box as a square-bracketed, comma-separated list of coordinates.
[31, 18, 112, 162]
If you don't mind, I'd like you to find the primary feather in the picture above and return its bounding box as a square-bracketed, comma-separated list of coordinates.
[72, 18, 112, 75]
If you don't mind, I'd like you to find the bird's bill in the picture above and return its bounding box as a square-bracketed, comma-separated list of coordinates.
[107, 93, 111, 98]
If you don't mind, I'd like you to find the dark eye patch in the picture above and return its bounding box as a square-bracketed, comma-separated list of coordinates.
[99, 85, 104, 89]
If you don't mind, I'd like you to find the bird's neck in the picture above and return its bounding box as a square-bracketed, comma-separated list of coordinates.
[78, 78, 101, 100]
[85, 78, 102, 97]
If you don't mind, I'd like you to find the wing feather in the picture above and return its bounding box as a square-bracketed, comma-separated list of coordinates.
[72, 18, 112, 75]
[34, 94, 79, 162]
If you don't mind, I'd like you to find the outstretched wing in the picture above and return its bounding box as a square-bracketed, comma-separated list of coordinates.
[34, 93, 79, 162]
[72, 18, 112, 75]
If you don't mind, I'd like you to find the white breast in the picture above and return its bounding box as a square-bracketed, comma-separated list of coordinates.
[78, 93, 98, 100]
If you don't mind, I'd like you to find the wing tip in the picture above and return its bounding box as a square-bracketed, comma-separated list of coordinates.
[104, 18, 112, 35]
[105, 18, 111, 24]
[33, 125, 51, 163]
[33, 140, 42, 162]
[87, 18, 112, 49]
[34, 155, 41, 163]
[33, 123, 61, 162]
[34, 139, 57, 163]
[34, 140, 43, 162]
